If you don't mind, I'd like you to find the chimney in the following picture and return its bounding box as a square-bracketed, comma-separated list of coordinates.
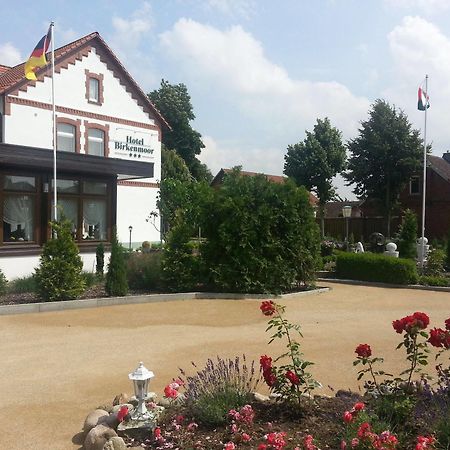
[443, 152, 450, 164]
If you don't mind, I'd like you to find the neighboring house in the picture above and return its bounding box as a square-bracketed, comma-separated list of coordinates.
[358, 153, 450, 239]
[324, 201, 363, 218]
[399, 153, 450, 239]
[0, 32, 168, 278]
[211, 168, 319, 207]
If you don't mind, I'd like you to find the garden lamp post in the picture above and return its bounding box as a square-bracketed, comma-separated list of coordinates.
[129, 361, 154, 420]
[342, 205, 352, 251]
[128, 225, 133, 250]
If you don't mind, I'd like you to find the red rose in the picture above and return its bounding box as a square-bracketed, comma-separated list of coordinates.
[260, 300, 276, 316]
[412, 312, 430, 330]
[164, 385, 178, 399]
[260, 355, 272, 371]
[343, 411, 353, 423]
[428, 328, 445, 348]
[445, 318, 450, 331]
[285, 370, 300, 385]
[355, 344, 372, 358]
[393, 318, 406, 334]
[263, 369, 277, 387]
[353, 402, 365, 411]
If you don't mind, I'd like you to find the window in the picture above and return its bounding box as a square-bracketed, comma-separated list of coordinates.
[53, 178, 110, 242]
[85, 70, 104, 105]
[2, 175, 37, 243]
[89, 78, 99, 102]
[84, 122, 109, 157]
[410, 176, 420, 195]
[57, 123, 76, 152]
[87, 128, 105, 156]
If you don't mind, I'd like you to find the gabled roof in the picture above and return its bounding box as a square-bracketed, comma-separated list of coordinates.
[0, 32, 169, 129]
[428, 155, 450, 183]
[0, 64, 10, 75]
[211, 168, 319, 206]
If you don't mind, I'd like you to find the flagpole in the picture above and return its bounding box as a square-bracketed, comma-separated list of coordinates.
[51, 22, 57, 223]
[420, 74, 428, 270]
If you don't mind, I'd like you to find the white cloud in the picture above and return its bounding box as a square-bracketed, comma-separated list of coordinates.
[200, 135, 284, 176]
[385, 16, 450, 152]
[160, 19, 369, 143]
[0, 42, 21, 66]
[109, 2, 157, 88]
[384, 0, 450, 14]
[204, 0, 256, 19]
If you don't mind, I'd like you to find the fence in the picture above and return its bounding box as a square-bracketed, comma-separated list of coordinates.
[319, 217, 401, 242]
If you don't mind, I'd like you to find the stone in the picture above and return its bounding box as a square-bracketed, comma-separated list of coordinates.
[253, 392, 270, 402]
[83, 409, 110, 433]
[103, 436, 127, 450]
[111, 403, 134, 415]
[112, 393, 129, 406]
[84, 424, 118, 450]
[157, 392, 184, 407]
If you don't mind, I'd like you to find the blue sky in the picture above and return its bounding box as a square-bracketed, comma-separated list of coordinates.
[1, 0, 449, 198]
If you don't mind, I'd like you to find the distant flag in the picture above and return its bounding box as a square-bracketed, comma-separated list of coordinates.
[417, 82, 430, 111]
[24, 26, 52, 80]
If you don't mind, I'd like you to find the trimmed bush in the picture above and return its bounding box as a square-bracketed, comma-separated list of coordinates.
[418, 275, 450, 287]
[34, 218, 85, 301]
[105, 232, 128, 297]
[425, 248, 446, 276]
[127, 251, 163, 290]
[335, 252, 418, 285]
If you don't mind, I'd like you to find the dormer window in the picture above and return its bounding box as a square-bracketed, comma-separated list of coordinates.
[85, 70, 104, 105]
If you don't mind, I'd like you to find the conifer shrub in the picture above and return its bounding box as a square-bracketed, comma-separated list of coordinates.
[336, 252, 418, 285]
[34, 219, 86, 301]
[397, 209, 418, 259]
[96, 243, 105, 277]
[105, 232, 128, 296]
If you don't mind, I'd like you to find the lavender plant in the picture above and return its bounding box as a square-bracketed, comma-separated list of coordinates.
[179, 355, 260, 426]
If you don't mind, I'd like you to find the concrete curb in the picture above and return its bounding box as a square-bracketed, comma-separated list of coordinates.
[0, 287, 330, 316]
[318, 277, 450, 293]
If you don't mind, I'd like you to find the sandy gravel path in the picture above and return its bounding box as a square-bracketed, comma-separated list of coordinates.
[0, 282, 449, 449]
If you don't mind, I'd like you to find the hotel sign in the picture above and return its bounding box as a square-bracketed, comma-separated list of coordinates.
[111, 132, 155, 161]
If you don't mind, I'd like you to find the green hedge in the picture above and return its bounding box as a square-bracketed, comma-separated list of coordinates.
[335, 252, 418, 285]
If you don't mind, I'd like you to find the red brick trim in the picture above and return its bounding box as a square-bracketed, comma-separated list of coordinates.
[84, 120, 110, 156]
[56, 116, 81, 153]
[117, 180, 159, 188]
[85, 69, 104, 105]
[5, 96, 160, 138]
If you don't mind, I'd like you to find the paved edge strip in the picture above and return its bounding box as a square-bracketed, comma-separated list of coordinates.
[0, 287, 330, 316]
[319, 277, 450, 292]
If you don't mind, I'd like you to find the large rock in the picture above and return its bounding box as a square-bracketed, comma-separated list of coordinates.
[112, 393, 129, 406]
[84, 424, 117, 450]
[83, 409, 109, 433]
[103, 436, 126, 450]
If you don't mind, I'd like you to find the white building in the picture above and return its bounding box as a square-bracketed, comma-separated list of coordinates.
[0, 32, 168, 279]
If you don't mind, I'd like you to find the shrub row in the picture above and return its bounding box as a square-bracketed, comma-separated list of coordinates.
[335, 251, 418, 285]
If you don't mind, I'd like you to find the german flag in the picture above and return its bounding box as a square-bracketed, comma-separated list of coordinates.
[24, 26, 51, 80]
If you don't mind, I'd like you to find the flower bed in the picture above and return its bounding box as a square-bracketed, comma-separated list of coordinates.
[82, 302, 450, 450]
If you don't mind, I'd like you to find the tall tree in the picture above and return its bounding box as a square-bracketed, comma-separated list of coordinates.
[344, 99, 423, 236]
[148, 79, 211, 181]
[284, 117, 346, 237]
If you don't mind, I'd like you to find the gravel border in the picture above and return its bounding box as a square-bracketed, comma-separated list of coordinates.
[318, 277, 450, 292]
[0, 287, 330, 316]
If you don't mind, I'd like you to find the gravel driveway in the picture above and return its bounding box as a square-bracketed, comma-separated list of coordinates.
[1, 282, 449, 450]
